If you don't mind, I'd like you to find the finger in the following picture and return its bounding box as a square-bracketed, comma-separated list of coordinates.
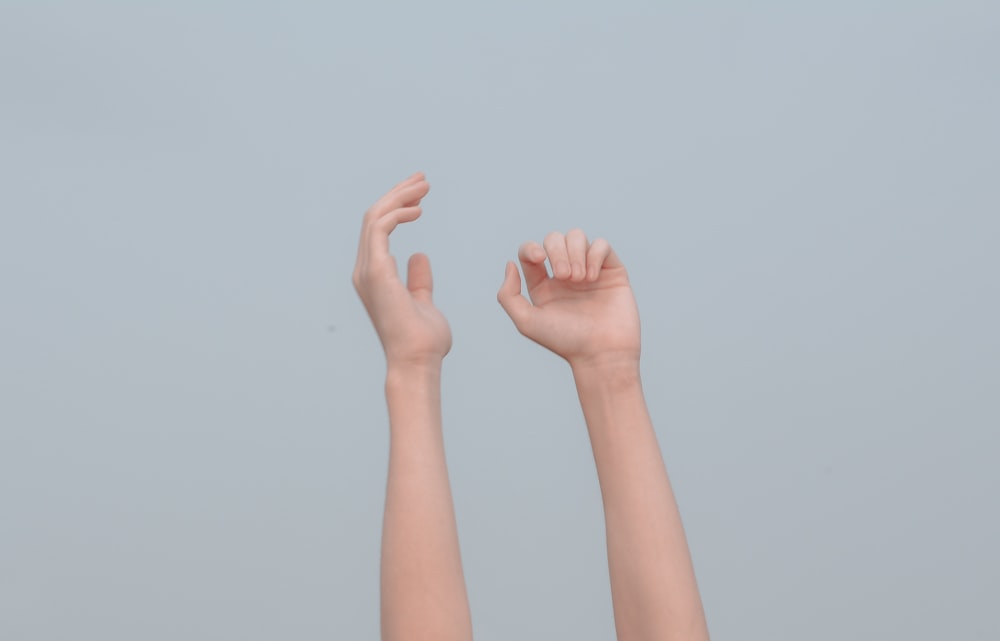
[585, 238, 623, 280]
[406, 252, 434, 302]
[369, 179, 430, 219]
[497, 261, 535, 332]
[543, 231, 571, 280]
[565, 228, 588, 282]
[384, 171, 426, 202]
[358, 175, 428, 265]
[517, 241, 549, 291]
[393, 171, 425, 191]
[368, 205, 422, 256]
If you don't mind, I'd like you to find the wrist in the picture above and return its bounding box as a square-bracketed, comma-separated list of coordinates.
[386, 358, 443, 385]
[569, 352, 640, 377]
[571, 358, 642, 391]
[384, 359, 443, 439]
[383, 344, 449, 372]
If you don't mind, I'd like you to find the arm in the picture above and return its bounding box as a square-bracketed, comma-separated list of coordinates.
[353, 172, 472, 641]
[497, 229, 710, 641]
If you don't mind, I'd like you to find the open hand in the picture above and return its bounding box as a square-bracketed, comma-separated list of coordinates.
[353, 172, 451, 367]
[497, 229, 640, 370]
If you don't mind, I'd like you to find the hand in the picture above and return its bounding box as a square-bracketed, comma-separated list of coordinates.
[497, 229, 640, 370]
[353, 172, 451, 367]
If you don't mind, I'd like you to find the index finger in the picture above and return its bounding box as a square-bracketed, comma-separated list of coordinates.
[517, 241, 549, 291]
[367, 173, 428, 220]
[359, 176, 431, 262]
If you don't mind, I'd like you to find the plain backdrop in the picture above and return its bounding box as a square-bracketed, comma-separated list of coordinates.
[1, 2, 998, 639]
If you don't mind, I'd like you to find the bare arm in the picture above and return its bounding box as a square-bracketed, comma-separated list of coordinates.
[497, 230, 709, 641]
[353, 173, 472, 641]
[573, 363, 708, 641]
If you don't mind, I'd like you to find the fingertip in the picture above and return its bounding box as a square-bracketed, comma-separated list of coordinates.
[498, 261, 516, 301]
[518, 242, 546, 264]
[390, 172, 425, 194]
[505, 260, 521, 286]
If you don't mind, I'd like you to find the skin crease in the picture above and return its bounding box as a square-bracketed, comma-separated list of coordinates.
[354, 172, 710, 641]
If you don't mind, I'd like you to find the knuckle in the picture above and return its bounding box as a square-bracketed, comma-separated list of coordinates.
[373, 218, 393, 235]
[363, 264, 380, 282]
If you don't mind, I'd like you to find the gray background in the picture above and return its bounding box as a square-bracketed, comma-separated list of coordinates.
[1, 1, 998, 639]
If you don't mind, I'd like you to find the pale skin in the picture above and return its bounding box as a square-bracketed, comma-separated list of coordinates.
[353, 173, 710, 641]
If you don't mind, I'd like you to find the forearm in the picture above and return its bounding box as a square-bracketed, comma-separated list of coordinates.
[573, 363, 709, 641]
[380, 362, 472, 641]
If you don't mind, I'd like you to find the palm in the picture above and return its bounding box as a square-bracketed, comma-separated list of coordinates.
[524, 266, 640, 364]
[402, 291, 452, 359]
[360, 258, 452, 364]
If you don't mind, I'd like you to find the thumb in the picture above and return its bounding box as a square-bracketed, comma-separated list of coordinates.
[407, 253, 434, 301]
[497, 261, 535, 333]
